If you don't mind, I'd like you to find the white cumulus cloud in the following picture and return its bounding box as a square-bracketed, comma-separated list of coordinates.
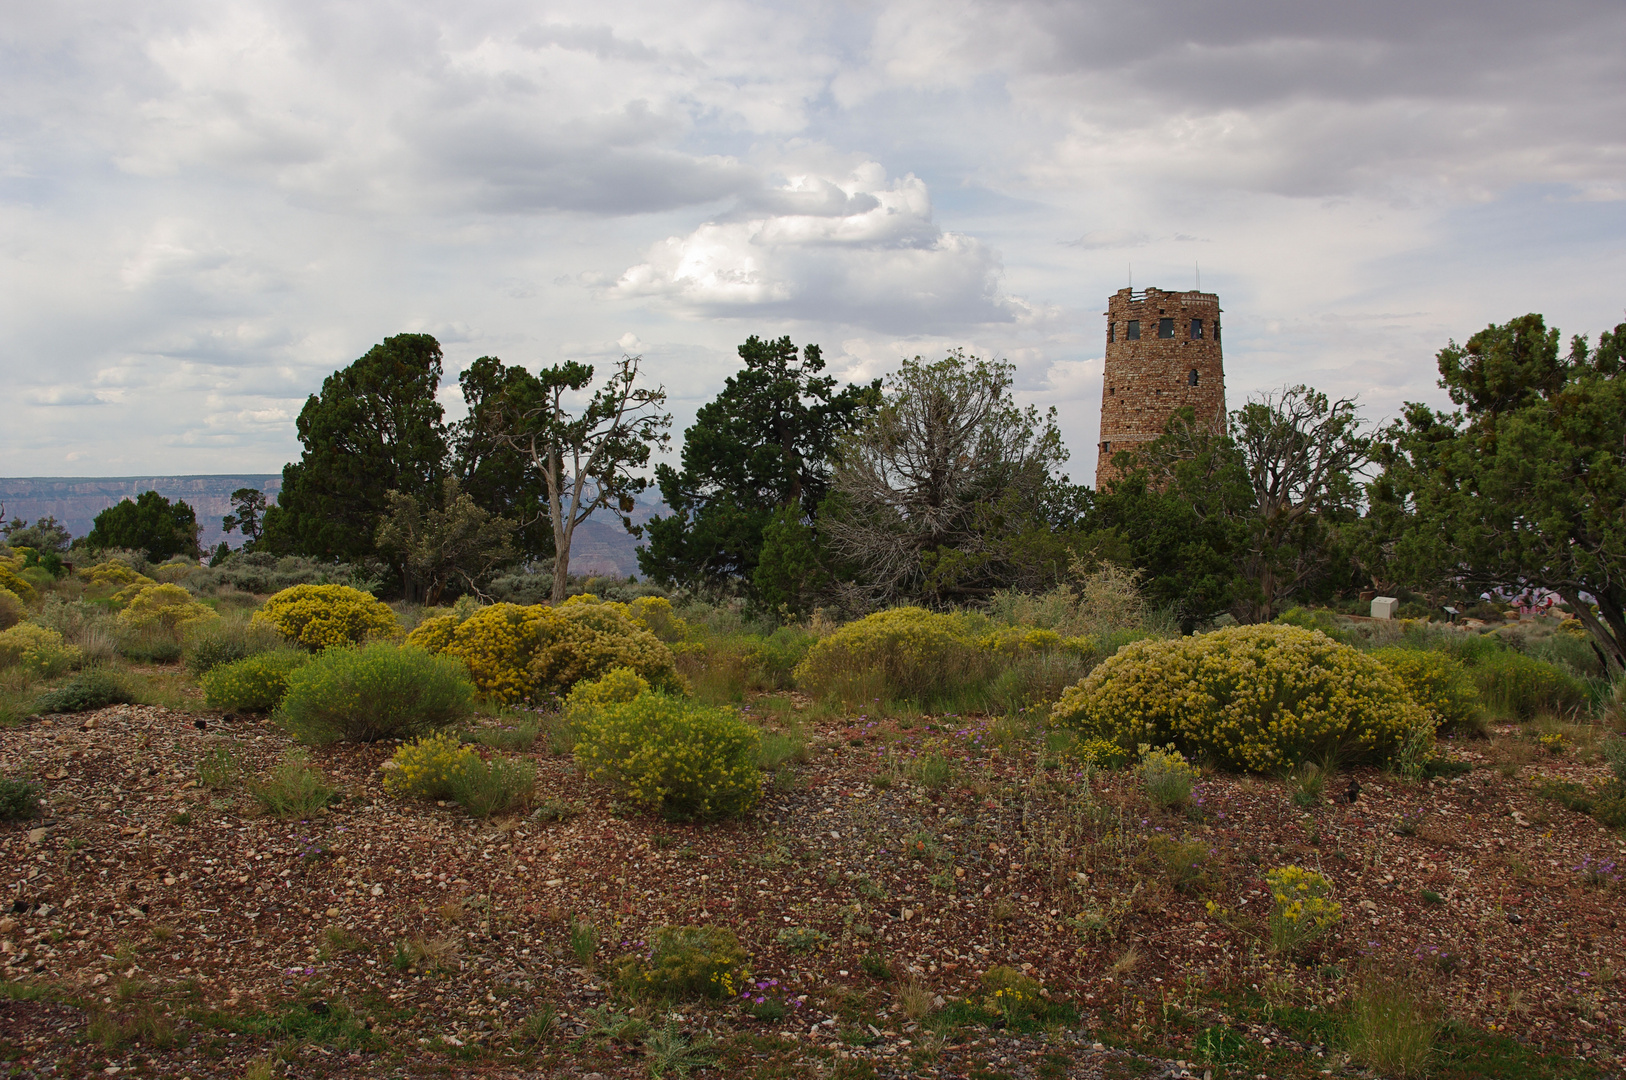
[612, 165, 1016, 330]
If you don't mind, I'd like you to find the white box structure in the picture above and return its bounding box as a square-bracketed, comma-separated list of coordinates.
[1371, 596, 1399, 620]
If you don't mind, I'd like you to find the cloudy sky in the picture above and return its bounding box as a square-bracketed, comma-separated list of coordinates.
[4, 0, 1624, 481]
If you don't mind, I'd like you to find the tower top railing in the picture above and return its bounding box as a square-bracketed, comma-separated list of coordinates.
[1112, 287, 1219, 302]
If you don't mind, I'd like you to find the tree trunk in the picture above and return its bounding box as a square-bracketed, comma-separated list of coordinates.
[551, 536, 571, 603]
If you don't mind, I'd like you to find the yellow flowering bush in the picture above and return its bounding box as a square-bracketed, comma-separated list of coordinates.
[79, 561, 153, 591]
[0, 623, 81, 676]
[1066, 735, 1132, 769]
[0, 566, 38, 606]
[794, 607, 1100, 709]
[117, 583, 217, 635]
[1266, 865, 1342, 954]
[1050, 624, 1422, 772]
[612, 925, 750, 1001]
[383, 730, 478, 799]
[979, 966, 1047, 1025]
[564, 667, 651, 719]
[627, 595, 689, 642]
[253, 584, 400, 650]
[1370, 647, 1480, 734]
[573, 692, 760, 819]
[0, 587, 26, 632]
[404, 612, 459, 654]
[794, 607, 989, 706]
[405, 599, 680, 705]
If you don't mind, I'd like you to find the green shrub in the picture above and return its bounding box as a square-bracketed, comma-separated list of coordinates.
[0, 776, 44, 820]
[1471, 650, 1587, 718]
[32, 668, 134, 714]
[1146, 835, 1218, 895]
[1370, 647, 1482, 734]
[1342, 977, 1437, 1078]
[613, 925, 750, 1001]
[573, 692, 760, 819]
[1273, 606, 1355, 645]
[776, 926, 830, 952]
[277, 643, 474, 743]
[405, 596, 680, 705]
[988, 563, 1166, 638]
[253, 584, 400, 650]
[202, 650, 311, 713]
[188, 550, 382, 596]
[756, 729, 809, 772]
[114, 622, 184, 664]
[250, 749, 337, 819]
[1051, 624, 1422, 772]
[185, 618, 285, 676]
[1138, 745, 1199, 808]
[675, 629, 814, 704]
[196, 744, 242, 790]
[448, 755, 536, 818]
[467, 717, 540, 751]
[1604, 732, 1626, 784]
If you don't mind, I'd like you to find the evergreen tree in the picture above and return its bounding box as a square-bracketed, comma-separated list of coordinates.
[262, 334, 449, 561]
[84, 491, 201, 561]
[1372, 313, 1626, 672]
[639, 336, 879, 591]
[452, 356, 553, 563]
[221, 488, 268, 548]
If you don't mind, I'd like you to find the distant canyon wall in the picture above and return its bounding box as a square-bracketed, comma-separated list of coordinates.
[0, 475, 656, 578]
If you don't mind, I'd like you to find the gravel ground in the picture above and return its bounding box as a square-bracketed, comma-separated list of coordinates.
[2, 695, 1624, 1079]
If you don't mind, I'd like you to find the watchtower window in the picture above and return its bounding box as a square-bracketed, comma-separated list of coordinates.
[1158, 318, 1174, 338]
[1101, 441, 1111, 454]
[1125, 320, 1140, 340]
[1108, 386, 1115, 395]
[1190, 318, 1203, 339]
[1107, 322, 1115, 343]
[1188, 368, 1200, 386]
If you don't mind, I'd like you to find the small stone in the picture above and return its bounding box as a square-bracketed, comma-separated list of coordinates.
[27, 828, 49, 845]
[370, 885, 383, 897]
[327, 908, 341, 918]
[544, 879, 564, 888]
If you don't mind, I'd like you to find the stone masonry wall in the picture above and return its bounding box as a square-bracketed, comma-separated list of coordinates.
[1095, 286, 1226, 488]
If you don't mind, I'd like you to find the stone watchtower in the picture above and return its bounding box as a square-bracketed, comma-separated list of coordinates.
[1095, 286, 1227, 488]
